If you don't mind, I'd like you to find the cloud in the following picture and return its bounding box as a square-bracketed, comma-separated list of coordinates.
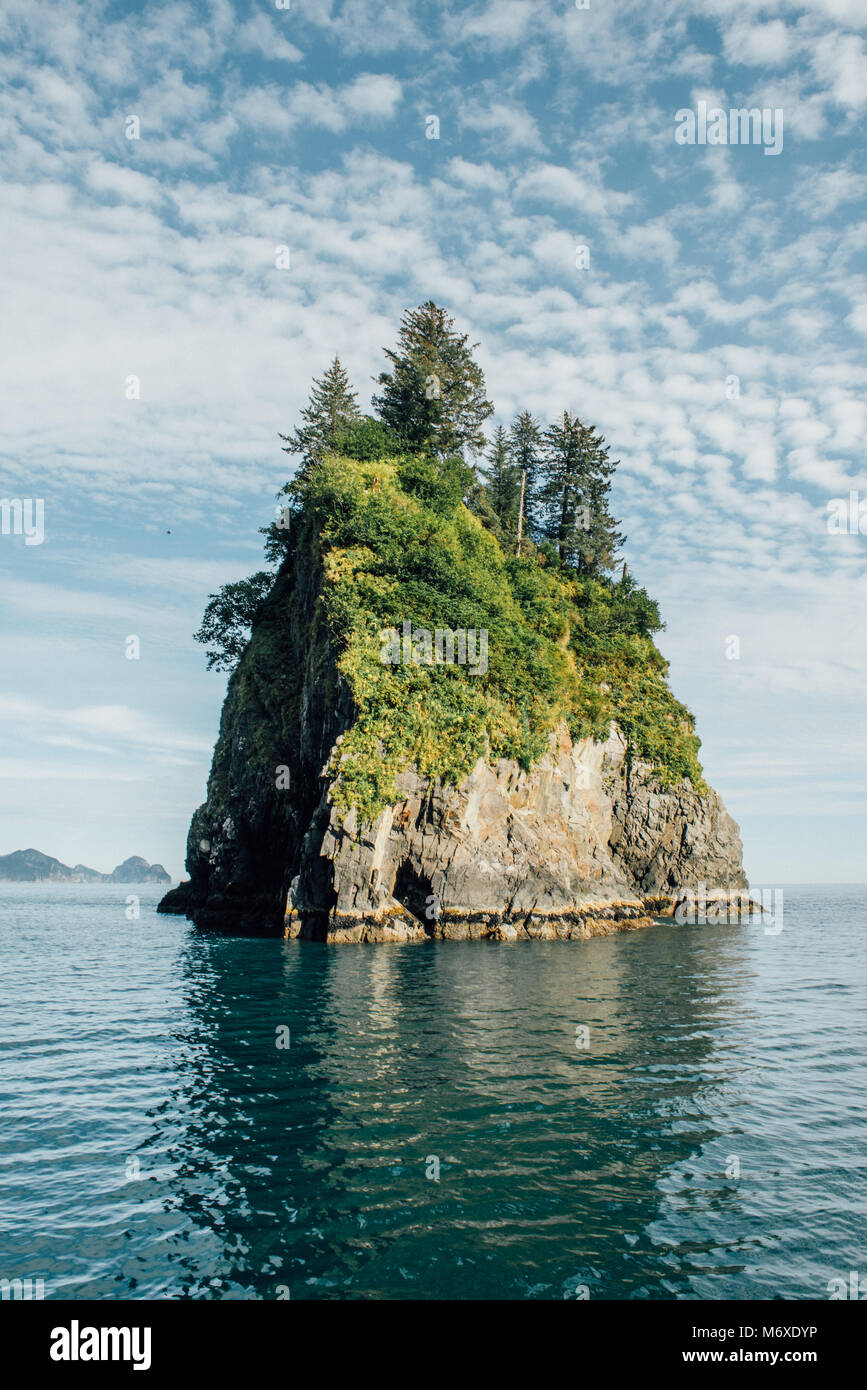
[515, 162, 633, 220]
[297, 0, 426, 53]
[3, 0, 867, 876]
[0, 696, 212, 757]
[801, 164, 867, 217]
[458, 0, 535, 49]
[460, 99, 544, 152]
[445, 158, 508, 193]
[235, 73, 402, 135]
[722, 20, 792, 67]
[811, 30, 867, 110]
[237, 14, 303, 64]
[85, 159, 163, 204]
[343, 73, 403, 119]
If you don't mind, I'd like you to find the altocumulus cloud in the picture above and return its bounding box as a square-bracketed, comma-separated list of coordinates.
[1, 0, 866, 878]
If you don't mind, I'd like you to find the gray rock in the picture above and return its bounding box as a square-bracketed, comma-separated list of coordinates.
[282, 720, 746, 941]
[163, 709, 746, 940]
[159, 534, 747, 940]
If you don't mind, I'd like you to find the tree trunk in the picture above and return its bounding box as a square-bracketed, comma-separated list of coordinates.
[516, 467, 526, 557]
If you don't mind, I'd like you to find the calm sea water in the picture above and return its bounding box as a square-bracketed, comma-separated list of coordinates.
[0, 882, 864, 1301]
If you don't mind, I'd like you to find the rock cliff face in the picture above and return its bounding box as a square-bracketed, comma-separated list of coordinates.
[282, 724, 746, 941]
[159, 535, 747, 940]
[285, 722, 746, 941]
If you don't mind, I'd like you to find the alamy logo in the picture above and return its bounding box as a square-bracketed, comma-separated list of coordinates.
[50, 1320, 152, 1371]
[827, 1271, 867, 1299]
[827, 490, 867, 535]
[0, 498, 44, 546]
[675, 102, 783, 156]
[380, 621, 488, 676]
[1, 1277, 45, 1299]
[674, 885, 783, 935]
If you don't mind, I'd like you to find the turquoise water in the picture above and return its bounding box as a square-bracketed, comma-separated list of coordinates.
[0, 883, 864, 1300]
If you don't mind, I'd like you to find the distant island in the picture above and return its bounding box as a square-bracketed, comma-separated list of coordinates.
[0, 849, 172, 884]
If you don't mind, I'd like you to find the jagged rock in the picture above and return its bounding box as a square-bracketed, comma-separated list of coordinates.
[162, 704, 746, 940]
[159, 506, 747, 941]
[280, 720, 746, 941]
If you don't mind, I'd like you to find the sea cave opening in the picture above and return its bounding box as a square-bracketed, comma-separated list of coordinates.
[392, 861, 436, 936]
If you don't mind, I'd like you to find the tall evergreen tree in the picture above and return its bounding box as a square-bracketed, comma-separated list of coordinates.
[508, 409, 542, 547]
[478, 425, 520, 531]
[538, 412, 623, 573]
[280, 357, 360, 469]
[578, 427, 624, 575]
[372, 301, 493, 458]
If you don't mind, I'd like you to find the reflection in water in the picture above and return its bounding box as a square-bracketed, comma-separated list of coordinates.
[1, 883, 863, 1300]
[158, 924, 754, 1300]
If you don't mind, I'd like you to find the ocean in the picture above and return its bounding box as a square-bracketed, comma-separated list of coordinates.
[0, 882, 864, 1301]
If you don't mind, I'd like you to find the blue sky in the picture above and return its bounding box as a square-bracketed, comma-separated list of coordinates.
[1, 0, 866, 881]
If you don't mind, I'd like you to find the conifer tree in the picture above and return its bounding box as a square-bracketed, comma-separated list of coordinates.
[372, 301, 493, 458]
[508, 409, 542, 549]
[578, 429, 624, 575]
[538, 412, 623, 573]
[478, 425, 520, 531]
[280, 357, 360, 468]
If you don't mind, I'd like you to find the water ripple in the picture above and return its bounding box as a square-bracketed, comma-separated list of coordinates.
[0, 882, 865, 1299]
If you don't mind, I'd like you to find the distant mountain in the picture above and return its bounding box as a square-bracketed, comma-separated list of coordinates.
[0, 849, 171, 884]
[108, 856, 171, 884]
[0, 849, 82, 882]
[71, 864, 106, 883]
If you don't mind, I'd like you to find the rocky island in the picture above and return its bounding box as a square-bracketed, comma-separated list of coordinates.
[160, 304, 747, 941]
[0, 850, 171, 883]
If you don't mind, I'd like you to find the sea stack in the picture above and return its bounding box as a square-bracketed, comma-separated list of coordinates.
[159, 451, 746, 939]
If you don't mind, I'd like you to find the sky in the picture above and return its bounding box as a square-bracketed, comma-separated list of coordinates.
[1, 0, 865, 883]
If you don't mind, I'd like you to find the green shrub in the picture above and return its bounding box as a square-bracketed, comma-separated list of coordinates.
[396, 455, 474, 516]
[259, 453, 706, 822]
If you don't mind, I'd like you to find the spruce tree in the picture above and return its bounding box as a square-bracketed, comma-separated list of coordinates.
[538, 412, 623, 573]
[280, 357, 360, 468]
[508, 409, 542, 547]
[478, 425, 520, 531]
[372, 301, 493, 458]
[578, 427, 624, 576]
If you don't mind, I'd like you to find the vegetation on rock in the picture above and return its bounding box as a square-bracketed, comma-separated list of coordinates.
[195, 304, 706, 825]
